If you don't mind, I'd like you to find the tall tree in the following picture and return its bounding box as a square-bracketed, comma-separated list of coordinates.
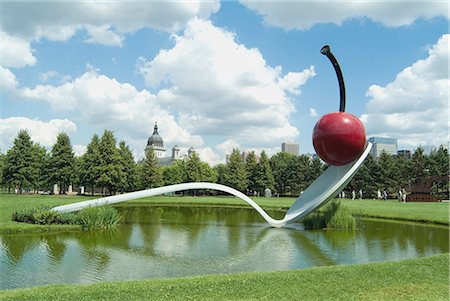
[223, 148, 248, 192]
[79, 134, 102, 195]
[4, 130, 41, 193]
[31, 143, 49, 193]
[245, 151, 258, 194]
[97, 130, 124, 195]
[255, 151, 275, 195]
[428, 146, 449, 177]
[118, 140, 137, 192]
[378, 151, 399, 194]
[162, 160, 185, 186]
[48, 133, 75, 194]
[365, 155, 383, 194]
[140, 148, 162, 189]
[214, 163, 227, 186]
[270, 152, 293, 196]
[409, 147, 428, 184]
[306, 157, 324, 187]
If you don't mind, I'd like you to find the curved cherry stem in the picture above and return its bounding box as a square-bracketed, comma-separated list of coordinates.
[320, 45, 346, 112]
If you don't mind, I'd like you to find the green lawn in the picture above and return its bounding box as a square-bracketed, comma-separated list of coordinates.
[0, 193, 448, 233]
[340, 199, 450, 225]
[1, 253, 448, 301]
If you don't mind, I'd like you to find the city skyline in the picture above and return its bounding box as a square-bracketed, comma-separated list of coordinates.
[1, 1, 448, 165]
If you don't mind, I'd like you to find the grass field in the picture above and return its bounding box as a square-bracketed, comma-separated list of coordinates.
[0, 253, 448, 301]
[0, 193, 448, 233]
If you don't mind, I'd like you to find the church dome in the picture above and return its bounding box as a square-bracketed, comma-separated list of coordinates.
[147, 122, 165, 149]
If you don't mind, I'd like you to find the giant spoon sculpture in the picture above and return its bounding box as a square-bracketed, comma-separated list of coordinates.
[52, 46, 372, 228]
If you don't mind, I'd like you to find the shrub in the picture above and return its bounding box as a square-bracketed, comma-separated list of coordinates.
[302, 200, 355, 230]
[12, 206, 53, 223]
[32, 210, 61, 225]
[11, 205, 122, 231]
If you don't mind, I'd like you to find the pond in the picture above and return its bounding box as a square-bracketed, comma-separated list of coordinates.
[1, 205, 448, 290]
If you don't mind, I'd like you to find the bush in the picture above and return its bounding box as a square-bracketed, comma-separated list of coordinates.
[302, 200, 355, 230]
[12, 206, 53, 224]
[32, 210, 61, 225]
[11, 205, 122, 230]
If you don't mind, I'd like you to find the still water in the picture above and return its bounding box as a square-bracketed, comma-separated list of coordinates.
[1, 205, 448, 290]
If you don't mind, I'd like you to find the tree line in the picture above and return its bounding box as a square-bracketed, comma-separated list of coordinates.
[1, 129, 448, 198]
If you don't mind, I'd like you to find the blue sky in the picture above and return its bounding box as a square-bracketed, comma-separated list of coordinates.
[1, 1, 448, 165]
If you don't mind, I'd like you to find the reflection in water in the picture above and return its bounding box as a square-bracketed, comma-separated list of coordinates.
[0, 206, 448, 290]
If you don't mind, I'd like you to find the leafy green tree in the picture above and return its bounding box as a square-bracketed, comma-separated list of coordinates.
[32, 143, 49, 192]
[365, 155, 383, 194]
[140, 148, 162, 189]
[409, 147, 428, 184]
[47, 133, 75, 194]
[4, 130, 42, 193]
[118, 140, 137, 192]
[378, 151, 399, 194]
[306, 157, 324, 187]
[162, 160, 185, 185]
[270, 152, 293, 196]
[97, 130, 125, 195]
[428, 146, 449, 177]
[245, 151, 258, 193]
[255, 150, 275, 195]
[223, 148, 248, 192]
[349, 156, 376, 198]
[394, 155, 412, 189]
[214, 163, 227, 186]
[79, 134, 102, 195]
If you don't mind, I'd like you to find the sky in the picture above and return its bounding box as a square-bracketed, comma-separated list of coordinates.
[1, 1, 448, 165]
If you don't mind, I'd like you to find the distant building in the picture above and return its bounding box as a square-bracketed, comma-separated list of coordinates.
[281, 142, 299, 156]
[398, 149, 412, 160]
[146, 122, 165, 158]
[145, 122, 194, 166]
[368, 137, 398, 158]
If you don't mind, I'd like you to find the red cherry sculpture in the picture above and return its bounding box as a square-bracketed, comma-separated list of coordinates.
[313, 112, 366, 166]
[313, 45, 366, 166]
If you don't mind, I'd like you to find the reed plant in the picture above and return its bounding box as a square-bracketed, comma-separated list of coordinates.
[302, 200, 355, 230]
[76, 206, 122, 230]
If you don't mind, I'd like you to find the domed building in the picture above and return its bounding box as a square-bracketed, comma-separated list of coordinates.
[145, 122, 195, 166]
[146, 122, 166, 158]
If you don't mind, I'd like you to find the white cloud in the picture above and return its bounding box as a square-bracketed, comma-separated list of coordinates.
[361, 34, 449, 149]
[195, 147, 223, 166]
[216, 139, 241, 157]
[84, 25, 124, 47]
[73, 144, 87, 157]
[0, 2, 220, 46]
[0, 66, 18, 92]
[0, 31, 36, 68]
[137, 19, 314, 149]
[241, 1, 448, 30]
[0, 117, 77, 151]
[38, 70, 59, 82]
[18, 68, 203, 159]
[309, 108, 318, 117]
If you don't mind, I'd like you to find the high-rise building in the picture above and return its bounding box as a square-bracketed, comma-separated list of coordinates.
[281, 142, 299, 156]
[368, 137, 397, 158]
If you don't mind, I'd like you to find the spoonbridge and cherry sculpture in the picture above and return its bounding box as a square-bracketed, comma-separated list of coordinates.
[52, 45, 371, 228]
